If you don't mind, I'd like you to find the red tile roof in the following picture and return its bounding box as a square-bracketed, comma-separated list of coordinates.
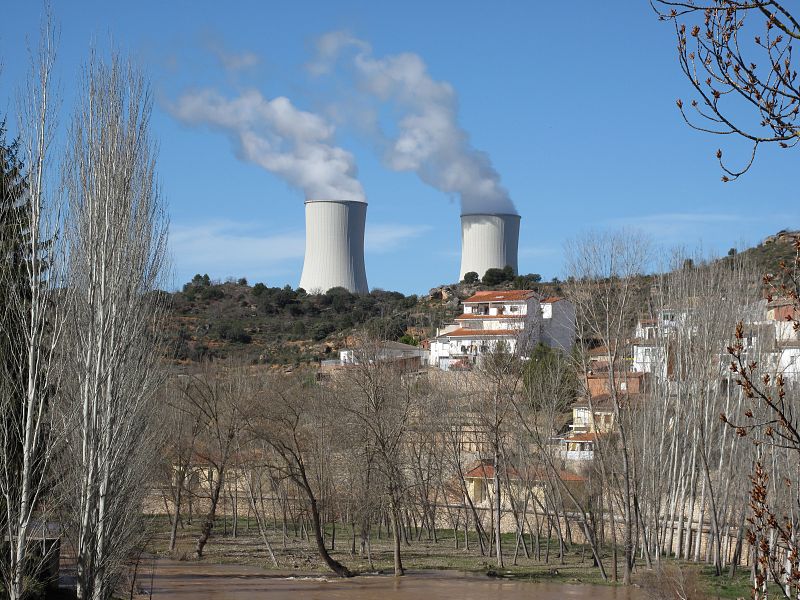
[441, 328, 519, 338]
[565, 432, 601, 442]
[463, 290, 537, 303]
[586, 370, 646, 379]
[464, 464, 501, 479]
[573, 392, 643, 408]
[464, 463, 585, 483]
[572, 395, 614, 409]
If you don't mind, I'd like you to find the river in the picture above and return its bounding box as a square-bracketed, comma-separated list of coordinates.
[142, 560, 645, 599]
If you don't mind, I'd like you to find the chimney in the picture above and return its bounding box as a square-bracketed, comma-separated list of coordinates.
[299, 199, 369, 294]
[459, 213, 520, 281]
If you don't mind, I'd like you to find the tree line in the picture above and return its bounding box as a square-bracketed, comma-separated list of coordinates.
[0, 19, 168, 600]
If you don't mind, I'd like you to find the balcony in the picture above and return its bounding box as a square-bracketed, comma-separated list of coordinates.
[560, 450, 594, 461]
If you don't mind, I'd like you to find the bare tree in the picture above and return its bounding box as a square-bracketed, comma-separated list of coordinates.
[0, 14, 69, 600]
[471, 342, 523, 568]
[654, 0, 799, 179]
[565, 229, 651, 585]
[430, 374, 490, 555]
[60, 51, 169, 600]
[336, 337, 417, 576]
[179, 363, 245, 560]
[249, 373, 352, 577]
[721, 242, 800, 598]
[158, 379, 202, 554]
[512, 344, 609, 580]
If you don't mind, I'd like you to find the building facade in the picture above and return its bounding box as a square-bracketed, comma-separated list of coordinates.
[428, 290, 574, 370]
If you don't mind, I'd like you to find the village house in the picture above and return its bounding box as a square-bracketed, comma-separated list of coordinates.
[561, 393, 618, 462]
[317, 340, 429, 380]
[463, 460, 586, 508]
[428, 291, 575, 370]
[630, 300, 799, 387]
[767, 298, 800, 385]
[559, 367, 647, 463]
[560, 431, 599, 462]
[570, 394, 615, 434]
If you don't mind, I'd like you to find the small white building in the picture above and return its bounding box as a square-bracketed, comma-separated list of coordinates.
[429, 291, 575, 370]
[766, 298, 800, 385]
[339, 340, 429, 366]
[631, 317, 667, 377]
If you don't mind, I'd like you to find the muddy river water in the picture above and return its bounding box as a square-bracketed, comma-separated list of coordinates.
[145, 560, 646, 599]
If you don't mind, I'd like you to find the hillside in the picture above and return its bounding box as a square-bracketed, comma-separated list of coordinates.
[732, 229, 800, 275]
[164, 272, 560, 366]
[163, 231, 797, 367]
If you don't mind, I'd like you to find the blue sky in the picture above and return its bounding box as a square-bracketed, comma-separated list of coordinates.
[2, 1, 796, 294]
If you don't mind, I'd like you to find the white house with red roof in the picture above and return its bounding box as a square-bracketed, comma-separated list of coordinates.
[429, 290, 574, 370]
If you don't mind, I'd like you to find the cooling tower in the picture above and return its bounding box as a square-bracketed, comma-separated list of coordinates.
[459, 213, 521, 281]
[299, 199, 369, 294]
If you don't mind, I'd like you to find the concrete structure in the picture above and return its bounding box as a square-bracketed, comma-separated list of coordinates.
[338, 341, 429, 367]
[540, 296, 575, 351]
[299, 199, 368, 294]
[459, 213, 520, 281]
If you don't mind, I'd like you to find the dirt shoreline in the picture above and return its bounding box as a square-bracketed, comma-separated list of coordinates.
[136, 558, 647, 599]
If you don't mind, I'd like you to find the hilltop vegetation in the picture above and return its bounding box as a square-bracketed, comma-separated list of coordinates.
[163, 231, 798, 366]
[727, 230, 799, 278]
[168, 275, 443, 365]
[165, 272, 559, 365]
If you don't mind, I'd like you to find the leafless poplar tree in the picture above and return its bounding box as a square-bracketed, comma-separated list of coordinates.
[512, 346, 609, 579]
[0, 15, 69, 600]
[60, 51, 169, 600]
[565, 229, 651, 585]
[471, 343, 523, 568]
[158, 378, 203, 554]
[721, 244, 800, 598]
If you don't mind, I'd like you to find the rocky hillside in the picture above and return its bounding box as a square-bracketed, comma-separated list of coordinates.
[163, 272, 559, 367]
[163, 229, 797, 367]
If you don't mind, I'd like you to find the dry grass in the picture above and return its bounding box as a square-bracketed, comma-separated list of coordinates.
[143, 515, 758, 598]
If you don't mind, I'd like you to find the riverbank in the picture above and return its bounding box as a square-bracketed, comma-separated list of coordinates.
[137, 559, 646, 600]
[141, 515, 754, 598]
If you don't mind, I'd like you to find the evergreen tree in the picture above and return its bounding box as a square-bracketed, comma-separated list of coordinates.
[0, 117, 31, 488]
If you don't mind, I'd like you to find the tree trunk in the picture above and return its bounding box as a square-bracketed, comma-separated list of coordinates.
[308, 492, 351, 577]
[196, 467, 224, 559]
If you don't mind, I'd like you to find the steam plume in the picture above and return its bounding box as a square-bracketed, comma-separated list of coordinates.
[310, 31, 516, 215]
[170, 88, 365, 201]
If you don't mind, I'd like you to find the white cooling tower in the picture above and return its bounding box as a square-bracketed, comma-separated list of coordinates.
[299, 199, 369, 294]
[459, 213, 521, 281]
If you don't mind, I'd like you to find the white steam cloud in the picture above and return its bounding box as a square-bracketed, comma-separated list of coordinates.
[170, 89, 365, 202]
[310, 31, 516, 216]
